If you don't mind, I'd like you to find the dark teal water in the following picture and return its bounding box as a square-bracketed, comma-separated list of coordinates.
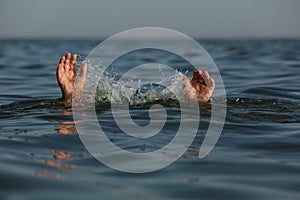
[0, 39, 299, 200]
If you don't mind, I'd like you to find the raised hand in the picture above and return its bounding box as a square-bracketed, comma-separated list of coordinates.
[183, 70, 215, 103]
[56, 52, 87, 100]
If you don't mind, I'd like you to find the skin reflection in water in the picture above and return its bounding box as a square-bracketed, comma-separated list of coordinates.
[37, 106, 90, 180]
[36, 150, 75, 179]
[51, 149, 72, 160]
[46, 144, 75, 170]
[56, 109, 84, 135]
[35, 171, 62, 180]
[56, 109, 77, 135]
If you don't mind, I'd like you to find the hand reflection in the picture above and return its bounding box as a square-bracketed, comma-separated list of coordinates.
[56, 109, 79, 135]
[35, 149, 75, 179]
[45, 150, 74, 170]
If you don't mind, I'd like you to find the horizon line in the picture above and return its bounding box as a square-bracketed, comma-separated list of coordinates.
[1, 36, 300, 40]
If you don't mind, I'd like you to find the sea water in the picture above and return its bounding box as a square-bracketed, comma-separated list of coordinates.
[0, 39, 299, 199]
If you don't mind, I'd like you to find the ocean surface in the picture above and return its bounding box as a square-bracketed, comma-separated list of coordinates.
[0, 39, 299, 200]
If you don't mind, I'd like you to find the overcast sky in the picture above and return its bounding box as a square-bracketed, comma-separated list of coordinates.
[0, 0, 300, 39]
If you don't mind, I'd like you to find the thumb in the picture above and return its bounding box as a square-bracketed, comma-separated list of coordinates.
[79, 63, 87, 81]
[183, 75, 197, 101]
[183, 75, 192, 88]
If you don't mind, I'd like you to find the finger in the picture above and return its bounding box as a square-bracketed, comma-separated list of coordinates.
[71, 54, 77, 62]
[201, 70, 212, 86]
[58, 56, 65, 72]
[204, 70, 209, 78]
[208, 77, 215, 91]
[203, 70, 210, 85]
[204, 70, 215, 90]
[70, 54, 77, 71]
[183, 75, 192, 87]
[64, 59, 70, 70]
[57, 56, 66, 75]
[59, 56, 65, 64]
[193, 70, 201, 80]
[79, 63, 87, 81]
[183, 75, 197, 101]
[65, 52, 71, 60]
